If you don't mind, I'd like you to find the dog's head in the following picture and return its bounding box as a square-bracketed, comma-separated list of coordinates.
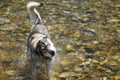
[30, 34, 56, 60]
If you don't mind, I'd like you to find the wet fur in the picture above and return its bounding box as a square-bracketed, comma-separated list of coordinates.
[26, 2, 56, 80]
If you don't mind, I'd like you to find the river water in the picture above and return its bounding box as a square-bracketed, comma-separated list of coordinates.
[0, 0, 120, 80]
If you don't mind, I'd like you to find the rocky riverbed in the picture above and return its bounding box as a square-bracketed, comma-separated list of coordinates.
[0, 0, 120, 80]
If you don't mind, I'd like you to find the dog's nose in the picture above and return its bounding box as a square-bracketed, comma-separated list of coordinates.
[49, 50, 55, 56]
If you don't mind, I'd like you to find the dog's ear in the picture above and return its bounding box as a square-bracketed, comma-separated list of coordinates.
[39, 35, 48, 43]
[29, 34, 46, 49]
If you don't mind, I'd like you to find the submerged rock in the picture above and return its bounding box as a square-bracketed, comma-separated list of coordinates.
[65, 44, 74, 52]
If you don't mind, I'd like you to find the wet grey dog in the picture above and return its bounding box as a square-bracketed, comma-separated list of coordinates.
[26, 2, 56, 80]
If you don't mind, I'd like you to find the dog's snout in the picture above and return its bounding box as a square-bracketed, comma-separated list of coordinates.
[49, 50, 55, 56]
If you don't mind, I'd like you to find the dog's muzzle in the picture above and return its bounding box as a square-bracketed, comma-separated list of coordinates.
[49, 50, 55, 57]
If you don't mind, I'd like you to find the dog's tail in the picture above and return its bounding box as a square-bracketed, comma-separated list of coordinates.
[26, 1, 43, 24]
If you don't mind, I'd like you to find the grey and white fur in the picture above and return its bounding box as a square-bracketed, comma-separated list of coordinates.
[26, 1, 56, 80]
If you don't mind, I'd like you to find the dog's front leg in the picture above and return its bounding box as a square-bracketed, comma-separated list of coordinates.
[46, 63, 50, 80]
[32, 62, 37, 80]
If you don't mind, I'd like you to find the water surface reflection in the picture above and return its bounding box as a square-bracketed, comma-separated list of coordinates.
[0, 0, 120, 80]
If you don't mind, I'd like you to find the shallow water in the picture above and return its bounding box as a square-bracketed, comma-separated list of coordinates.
[0, 0, 120, 80]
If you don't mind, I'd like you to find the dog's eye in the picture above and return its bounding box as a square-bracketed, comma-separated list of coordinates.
[38, 41, 47, 51]
[41, 46, 45, 50]
[41, 44, 47, 51]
